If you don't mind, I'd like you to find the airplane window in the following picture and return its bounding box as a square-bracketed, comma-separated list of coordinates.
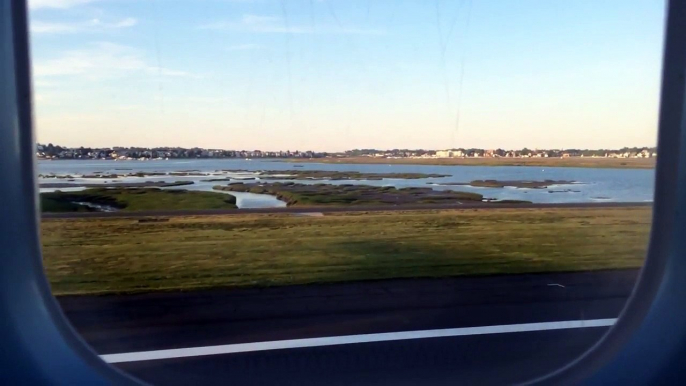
[31, 0, 663, 384]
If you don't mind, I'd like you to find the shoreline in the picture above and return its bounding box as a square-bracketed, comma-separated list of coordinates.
[283, 157, 656, 169]
[37, 156, 657, 169]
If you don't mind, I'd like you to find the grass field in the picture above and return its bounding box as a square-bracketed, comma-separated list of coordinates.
[214, 182, 490, 206]
[41, 188, 238, 212]
[286, 157, 656, 169]
[41, 207, 651, 295]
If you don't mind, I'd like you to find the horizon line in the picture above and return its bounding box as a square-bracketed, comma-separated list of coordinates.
[35, 143, 658, 153]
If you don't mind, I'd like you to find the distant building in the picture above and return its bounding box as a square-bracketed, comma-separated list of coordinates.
[435, 149, 464, 158]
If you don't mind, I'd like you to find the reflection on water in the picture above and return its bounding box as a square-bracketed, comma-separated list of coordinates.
[223, 191, 287, 209]
[183, 185, 286, 209]
[74, 201, 118, 212]
[40, 180, 286, 209]
[40, 187, 87, 193]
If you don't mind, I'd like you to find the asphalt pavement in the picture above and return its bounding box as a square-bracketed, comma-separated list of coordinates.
[58, 269, 640, 385]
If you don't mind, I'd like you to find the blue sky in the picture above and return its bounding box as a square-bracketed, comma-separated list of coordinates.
[30, 0, 665, 151]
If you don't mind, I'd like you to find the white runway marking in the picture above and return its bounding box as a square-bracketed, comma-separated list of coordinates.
[548, 283, 566, 288]
[101, 318, 616, 364]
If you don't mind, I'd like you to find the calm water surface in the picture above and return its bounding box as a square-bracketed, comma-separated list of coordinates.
[37, 159, 654, 208]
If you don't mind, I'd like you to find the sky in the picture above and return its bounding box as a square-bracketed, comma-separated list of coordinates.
[29, 0, 666, 151]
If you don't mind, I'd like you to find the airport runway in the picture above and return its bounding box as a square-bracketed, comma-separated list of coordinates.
[58, 269, 640, 385]
[43, 201, 652, 219]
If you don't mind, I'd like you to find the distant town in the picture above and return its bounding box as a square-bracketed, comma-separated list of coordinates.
[36, 143, 657, 161]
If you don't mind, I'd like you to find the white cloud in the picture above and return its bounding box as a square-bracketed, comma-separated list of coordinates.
[31, 21, 79, 34]
[31, 17, 138, 34]
[200, 14, 385, 35]
[110, 17, 137, 28]
[34, 79, 58, 88]
[33, 42, 191, 79]
[226, 43, 262, 51]
[29, 0, 98, 10]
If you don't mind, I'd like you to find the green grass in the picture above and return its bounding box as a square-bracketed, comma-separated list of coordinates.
[214, 182, 488, 206]
[41, 198, 90, 212]
[40, 188, 238, 212]
[41, 207, 651, 295]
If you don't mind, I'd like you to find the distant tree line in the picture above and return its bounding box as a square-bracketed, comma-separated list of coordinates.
[37, 143, 326, 159]
[345, 147, 657, 157]
[37, 143, 657, 160]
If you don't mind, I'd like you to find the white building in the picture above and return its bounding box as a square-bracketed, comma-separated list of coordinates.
[435, 149, 464, 158]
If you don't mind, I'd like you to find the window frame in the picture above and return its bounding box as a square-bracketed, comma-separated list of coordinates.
[0, 0, 683, 384]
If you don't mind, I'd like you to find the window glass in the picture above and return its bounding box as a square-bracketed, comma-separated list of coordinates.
[32, 1, 662, 384]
